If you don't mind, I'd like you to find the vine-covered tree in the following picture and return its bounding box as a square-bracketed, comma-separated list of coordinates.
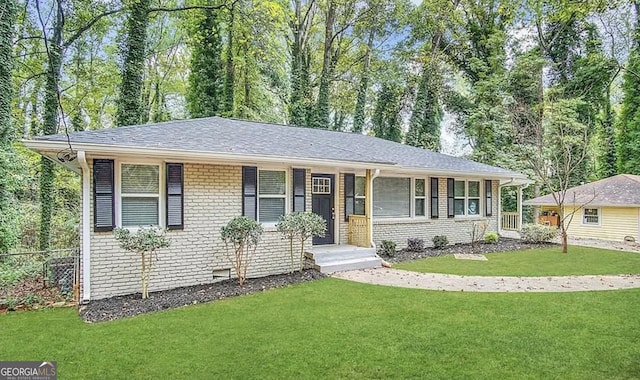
[0, 0, 18, 253]
[617, 1, 640, 175]
[186, 9, 225, 118]
[372, 82, 402, 142]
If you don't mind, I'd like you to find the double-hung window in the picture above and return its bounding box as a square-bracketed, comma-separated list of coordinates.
[415, 179, 426, 217]
[373, 177, 411, 218]
[453, 180, 481, 216]
[583, 208, 599, 225]
[355, 176, 366, 215]
[121, 164, 160, 227]
[258, 170, 286, 222]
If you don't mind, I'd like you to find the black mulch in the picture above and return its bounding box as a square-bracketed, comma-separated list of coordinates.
[79, 269, 326, 323]
[80, 238, 558, 322]
[385, 238, 559, 263]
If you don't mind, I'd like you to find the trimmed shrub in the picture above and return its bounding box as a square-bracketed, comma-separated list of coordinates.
[276, 212, 326, 273]
[406, 238, 425, 252]
[220, 216, 264, 285]
[432, 235, 449, 249]
[484, 232, 499, 244]
[380, 240, 396, 257]
[520, 223, 558, 243]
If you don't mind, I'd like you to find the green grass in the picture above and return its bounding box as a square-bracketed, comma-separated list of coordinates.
[1, 279, 640, 379]
[395, 246, 640, 276]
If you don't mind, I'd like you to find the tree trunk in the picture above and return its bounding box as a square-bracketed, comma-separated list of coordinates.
[313, 0, 336, 129]
[223, 2, 235, 116]
[116, 0, 151, 127]
[352, 29, 374, 133]
[141, 252, 147, 299]
[299, 238, 305, 273]
[40, 0, 64, 251]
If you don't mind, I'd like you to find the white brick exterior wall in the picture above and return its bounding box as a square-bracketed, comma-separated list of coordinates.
[81, 161, 501, 300]
[85, 163, 310, 300]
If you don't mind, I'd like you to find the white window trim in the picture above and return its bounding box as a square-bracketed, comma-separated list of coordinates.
[582, 208, 601, 226]
[257, 168, 289, 225]
[371, 175, 429, 221]
[453, 179, 482, 217]
[414, 178, 427, 218]
[115, 159, 165, 229]
[355, 175, 366, 215]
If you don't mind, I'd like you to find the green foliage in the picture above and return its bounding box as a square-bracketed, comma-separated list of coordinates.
[617, 25, 640, 175]
[406, 238, 425, 252]
[0, 255, 42, 288]
[39, 158, 55, 251]
[379, 240, 396, 257]
[220, 216, 264, 285]
[114, 226, 171, 299]
[432, 235, 448, 249]
[115, 0, 151, 127]
[484, 232, 499, 244]
[406, 65, 442, 151]
[371, 83, 402, 142]
[186, 10, 225, 118]
[276, 212, 326, 273]
[520, 224, 558, 243]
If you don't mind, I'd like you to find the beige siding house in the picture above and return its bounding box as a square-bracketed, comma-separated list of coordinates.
[24, 117, 529, 301]
[524, 174, 640, 242]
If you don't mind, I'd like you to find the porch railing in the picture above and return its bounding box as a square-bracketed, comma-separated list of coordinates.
[348, 215, 370, 248]
[501, 212, 520, 231]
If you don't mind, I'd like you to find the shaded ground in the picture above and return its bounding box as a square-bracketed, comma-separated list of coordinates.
[385, 238, 558, 263]
[80, 270, 326, 322]
[0, 276, 69, 311]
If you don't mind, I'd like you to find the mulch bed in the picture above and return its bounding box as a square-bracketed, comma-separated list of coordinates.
[0, 276, 69, 312]
[385, 238, 559, 263]
[80, 269, 326, 323]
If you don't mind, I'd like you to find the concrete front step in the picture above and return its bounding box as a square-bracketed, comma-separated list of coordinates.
[306, 245, 381, 274]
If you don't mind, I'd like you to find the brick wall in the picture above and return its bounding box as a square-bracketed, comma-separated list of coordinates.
[373, 179, 499, 249]
[87, 163, 308, 300]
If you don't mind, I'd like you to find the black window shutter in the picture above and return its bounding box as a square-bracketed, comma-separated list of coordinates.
[242, 166, 257, 220]
[344, 173, 355, 221]
[93, 159, 114, 231]
[430, 177, 439, 218]
[166, 163, 184, 230]
[292, 169, 306, 212]
[447, 178, 455, 218]
[485, 180, 493, 217]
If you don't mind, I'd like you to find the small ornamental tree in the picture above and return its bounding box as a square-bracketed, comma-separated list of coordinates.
[276, 212, 326, 273]
[114, 226, 170, 299]
[220, 216, 263, 285]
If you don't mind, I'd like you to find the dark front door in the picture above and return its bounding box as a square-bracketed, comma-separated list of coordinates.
[312, 174, 335, 245]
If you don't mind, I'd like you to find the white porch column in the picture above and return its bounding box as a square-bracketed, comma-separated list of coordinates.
[518, 185, 523, 231]
[78, 151, 91, 302]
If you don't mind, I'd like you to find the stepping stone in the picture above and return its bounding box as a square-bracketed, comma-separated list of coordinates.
[454, 254, 488, 261]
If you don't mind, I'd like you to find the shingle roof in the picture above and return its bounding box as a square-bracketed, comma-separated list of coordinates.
[33, 116, 525, 177]
[524, 174, 640, 207]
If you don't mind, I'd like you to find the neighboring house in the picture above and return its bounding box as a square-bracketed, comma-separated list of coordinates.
[24, 117, 529, 301]
[524, 174, 640, 242]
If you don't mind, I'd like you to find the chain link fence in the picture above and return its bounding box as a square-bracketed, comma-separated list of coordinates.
[0, 248, 79, 310]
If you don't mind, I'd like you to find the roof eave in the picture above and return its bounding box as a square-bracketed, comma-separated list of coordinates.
[21, 139, 399, 170]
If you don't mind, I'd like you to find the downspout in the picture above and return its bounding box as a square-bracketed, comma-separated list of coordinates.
[368, 169, 380, 250]
[78, 151, 91, 303]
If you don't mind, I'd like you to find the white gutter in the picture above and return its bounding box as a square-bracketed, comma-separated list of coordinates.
[21, 139, 532, 182]
[369, 169, 381, 250]
[78, 151, 91, 303]
[21, 140, 398, 171]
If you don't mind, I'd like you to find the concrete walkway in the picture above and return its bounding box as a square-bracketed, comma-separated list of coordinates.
[332, 268, 640, 292]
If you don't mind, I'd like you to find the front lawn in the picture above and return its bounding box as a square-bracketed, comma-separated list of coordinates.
[395, 246, 640, 276]
[1, 279, 639, 379]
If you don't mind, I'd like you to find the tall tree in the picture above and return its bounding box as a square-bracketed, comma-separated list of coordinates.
[371, 82, 402, 142]
[405, 60, 442, 151]
[186, 9, 225, 118]
[115, 0, 151, 127]
[0, 0, 18, 253]
[617, 1, 640, 175]
[288, 0, 315, 126]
